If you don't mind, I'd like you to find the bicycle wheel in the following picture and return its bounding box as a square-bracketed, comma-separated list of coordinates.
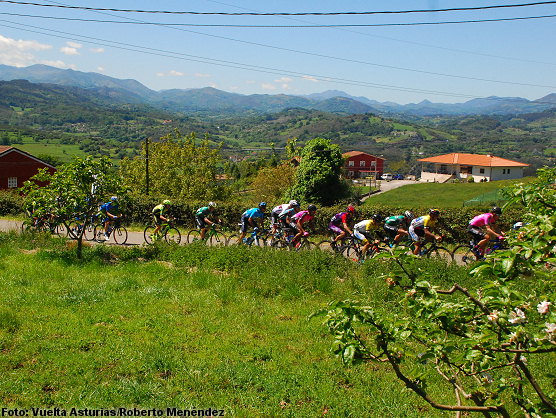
[452, 245, 477, 265]
[426, 246, 453, 262]
[344, 245, 361, 262]
[144, 225, 156, 244]
[113, 226, 128, 245]
[293, 237, 314, 251]
[226, 234, 240, 245]
[84, 222, 95, 241]
[209, 231, 227, 246]
[93, 223, 106, 243]
[21, 220, 34, 233]
[164, 227, 181, 244]
[52, 222, 67, 237]
[187, 229, 201, 244]
[67, 221, 82, 239]
[317, 240, 337, 253]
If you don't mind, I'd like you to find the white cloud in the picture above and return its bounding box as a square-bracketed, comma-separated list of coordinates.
[275, 77, 292, 83]
[97, 66, 105, 72]
[0, 34, 52, 67]
[66, 41, 82, 49]
[193, 73, 210, 78]
[209, 82, 217, 88]
[156, 70, 185, 77]
[90, 47, 104, 53]
[60, 46, 79, 56]
[302, 75, 319, 83]
[245, 80, 256, 85]
[261, 83, 276, 90]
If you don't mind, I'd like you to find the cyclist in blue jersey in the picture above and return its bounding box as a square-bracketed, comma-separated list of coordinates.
[239, 202, 267, 242]
[99, 196, 121, 240]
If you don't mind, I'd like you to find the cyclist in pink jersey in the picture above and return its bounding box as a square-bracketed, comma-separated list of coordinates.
[468, 206, 505, 256]
[289, 204, 317, 247]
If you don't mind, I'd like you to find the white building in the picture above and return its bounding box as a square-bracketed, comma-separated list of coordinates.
[418, 153, 529, 183]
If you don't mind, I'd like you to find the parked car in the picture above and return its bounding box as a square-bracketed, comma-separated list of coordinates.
[393, 174, 405, 180]
[381, 173, 393, 181]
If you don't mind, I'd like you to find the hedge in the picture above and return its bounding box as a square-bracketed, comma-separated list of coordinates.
[2, 193, 525, 244]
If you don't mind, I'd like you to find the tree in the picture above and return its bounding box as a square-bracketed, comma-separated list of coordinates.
[288, 137, 349, 206]
[315, 167, 556, 416]
[250, 163, 296, 203]
[22, 156, 124, 258]
[119, 131, 226, 200]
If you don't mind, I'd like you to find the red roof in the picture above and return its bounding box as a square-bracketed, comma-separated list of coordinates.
[418, 153, 528, 167]
[343, 151, 384, 160]
[0, 146, 13, 154]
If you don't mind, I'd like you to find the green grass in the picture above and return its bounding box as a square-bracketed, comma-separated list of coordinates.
[15, 142, 86, 162]
[0, 233, 477, 415]
[366, 177, 535, 208]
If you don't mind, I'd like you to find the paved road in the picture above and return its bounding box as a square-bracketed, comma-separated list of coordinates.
[361, 180, 418, 201]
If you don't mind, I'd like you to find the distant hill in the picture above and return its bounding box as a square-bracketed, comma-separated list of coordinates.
[0, 64, 554, 117]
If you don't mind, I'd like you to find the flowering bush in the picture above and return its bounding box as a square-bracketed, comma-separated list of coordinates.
[314, 167, 556, 416]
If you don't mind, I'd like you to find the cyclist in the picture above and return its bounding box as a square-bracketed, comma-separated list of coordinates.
[329, 205, 357, 245]
[384, 211, 414, 245]
[239, 202, 267, 242]
[195, 202, 221, 240]
[270, 200, 300, 234]
[468, 206, 505, 257]
[99, 196, 121, 240]
[409, 209, 442, 255]
[289, 204, 317, 248]
[152, 199, 172, 239]
[354, 214, 385, 259]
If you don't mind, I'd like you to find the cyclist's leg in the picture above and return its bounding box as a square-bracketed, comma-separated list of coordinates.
[409, 226, 423, 255]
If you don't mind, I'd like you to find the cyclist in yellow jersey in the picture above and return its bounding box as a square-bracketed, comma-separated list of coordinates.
[409, 209, 442, 255]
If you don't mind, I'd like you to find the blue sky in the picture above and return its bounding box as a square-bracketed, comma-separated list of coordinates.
[0, 0, 555, 104]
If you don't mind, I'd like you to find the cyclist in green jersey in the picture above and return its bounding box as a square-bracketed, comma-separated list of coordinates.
[152, 200, 172, 238]
[195, 202, 221, 240]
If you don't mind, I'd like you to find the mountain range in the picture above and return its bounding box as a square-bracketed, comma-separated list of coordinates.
[0, 64, 554, 117]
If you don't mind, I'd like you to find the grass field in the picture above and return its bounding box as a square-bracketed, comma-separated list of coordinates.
[15, 142, 86, 162]
[365, 177, 534, 208]
[0, 232, 481, 416]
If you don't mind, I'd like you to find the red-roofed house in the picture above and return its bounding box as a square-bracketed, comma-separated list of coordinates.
[418, 152, 528, 182]
[343, 151, 385, 179]
[0, 146, 56, 190]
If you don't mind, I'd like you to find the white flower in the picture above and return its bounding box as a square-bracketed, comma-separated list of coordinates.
[537, 301, 551, 315]
[509, 332, 519, 343]
[487, 310, 500, 322]
[508, 308, 526, 325]
[519, 355, 528, 366]
[545, 323, 556, 334]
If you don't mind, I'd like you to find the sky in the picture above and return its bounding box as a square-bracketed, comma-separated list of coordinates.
[0, 0, 555, 104]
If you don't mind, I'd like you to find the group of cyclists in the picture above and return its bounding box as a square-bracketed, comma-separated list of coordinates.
[94, 195, 509, 260]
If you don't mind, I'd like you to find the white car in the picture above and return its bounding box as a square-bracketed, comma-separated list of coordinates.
[381, 173, 393, 181]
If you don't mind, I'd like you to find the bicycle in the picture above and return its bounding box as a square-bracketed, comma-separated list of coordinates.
[228, 227, 267, 247]
[408, 236, 452, 261]
[452, 237, 507, 265]
[270, 229, 315, 251]
[68, 214, 98, 241]
[342, 235, 387, 262]
[187, 223, 228, 246]
[94, 216, 128, 245]
[21, 214, 67, 236]
[144, 219, 181, 244]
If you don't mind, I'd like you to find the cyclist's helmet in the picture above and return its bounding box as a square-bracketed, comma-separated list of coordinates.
[208, 201, 217, 208]
[163, 199, 172, 205]
[491, 206, 502, 215]
[404, 210, 414, 220]
[371, 214, 383, 223]
[429, 208, 441, 216]
[307, 204, 317, 212]
[258, 202, 267, 209]
[347, 205, 357, 214]
[110, 196, 118, 201]
[289, 199, 300, 207]
[513, 221, 524, 230]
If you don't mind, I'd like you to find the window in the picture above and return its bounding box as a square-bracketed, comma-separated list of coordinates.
[507, 169, 510, 174]
[502, 169, 507, 174]
[479, 168, 485, 174]
[360, 160, 366, 167]
[370, 161, 376, 168]
[348, 160, 354, 167]
[7, 177, 17, 188]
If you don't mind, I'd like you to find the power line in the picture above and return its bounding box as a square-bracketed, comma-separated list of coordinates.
[5, 19, 556, 107]
[2, 12, 556, 89]
[2, 0, 556, 16]
[3, 10, 556, 27]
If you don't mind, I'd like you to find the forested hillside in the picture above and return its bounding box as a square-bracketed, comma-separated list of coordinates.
[0, 79, 553, 172]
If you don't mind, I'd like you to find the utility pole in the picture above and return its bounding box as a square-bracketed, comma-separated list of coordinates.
[145, 137, 150, 196]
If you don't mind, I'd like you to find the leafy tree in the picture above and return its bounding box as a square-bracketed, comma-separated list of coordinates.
[119, 131, 226, 200]
[288, 137, 349, 206]
[315, 167, 556, 416]
[21, 156, 124, 258]
[250, 163, 296, 203]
